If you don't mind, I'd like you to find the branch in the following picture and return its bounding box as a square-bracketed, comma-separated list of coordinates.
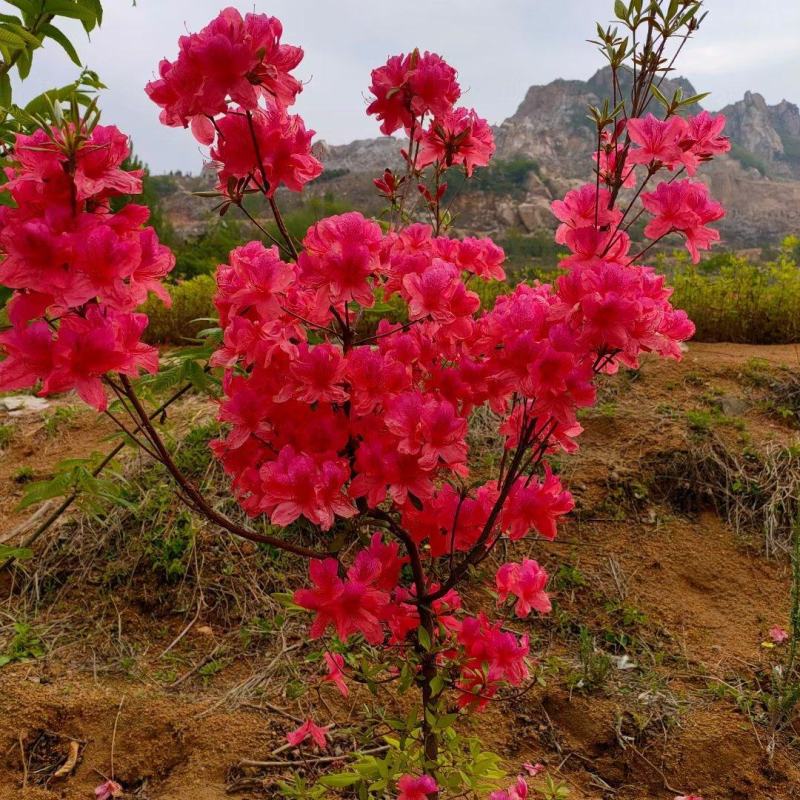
[0, 379, 198, 572]
[117, 375, 331, 560]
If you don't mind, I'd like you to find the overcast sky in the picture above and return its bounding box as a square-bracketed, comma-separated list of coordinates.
[13, 0, 800, 174]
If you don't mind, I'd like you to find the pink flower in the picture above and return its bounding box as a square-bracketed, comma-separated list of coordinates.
[322, 652, 349, 697]
[211, 106, 322, 195]
[681, 111, 730, 174]
[367, 51, 460, 135]
[510, 777, 529, 799]
[293, 557, 389, 644]
[496, 559, 551, 618]
[95, 780, 123, 800]
[550, 184, 622, 245]
[490, 776, 529, 800]
[259, 447, 355, 530]
[74, 125, 142, 201]
[523, 762, 545, 776]
[627, 114, 686, 169]
[277, 343, 349, 404]
[397, 773, 439, 800]
[641, 179, 724, 262]
[145, 8, 303, 131]
[417, 107, 495, 176]
[286, 718, 331, 749]
[445, 236, 506, 281]
[675, 795, 704, 800]
[770, 625, 789, 644]
[0, 321, 54, 392]
[501, 467, 574, 541]
[42, 308, 158, 411]
[298, 212, 384, 308]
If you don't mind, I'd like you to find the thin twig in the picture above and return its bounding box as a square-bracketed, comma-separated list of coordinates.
[110, 697, 125, 780]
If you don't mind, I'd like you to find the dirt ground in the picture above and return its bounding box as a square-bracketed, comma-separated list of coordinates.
[1, 342, 800, 800]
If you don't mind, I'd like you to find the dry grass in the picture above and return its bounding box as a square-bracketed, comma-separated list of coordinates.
[650, 432, 800, 557]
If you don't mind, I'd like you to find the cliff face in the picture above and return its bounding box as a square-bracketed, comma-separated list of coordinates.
[719, 92, 800, 179]
[160, 69, 800, 248]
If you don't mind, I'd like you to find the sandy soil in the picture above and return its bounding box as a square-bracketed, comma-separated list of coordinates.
[1, 343, 799, 799]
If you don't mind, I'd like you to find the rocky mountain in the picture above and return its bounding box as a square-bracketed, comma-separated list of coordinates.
[161, 68, 800, 249]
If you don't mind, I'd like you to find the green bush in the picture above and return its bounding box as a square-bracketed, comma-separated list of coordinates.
[499, 229, 562, 273]
[133, 235, 800, 347]
[671, 237, 800, 343]
[444, 157, 541, 199]
[141, 275, 217, 344]
[172, 220, 247, 280]
[171, 195, 352, 280]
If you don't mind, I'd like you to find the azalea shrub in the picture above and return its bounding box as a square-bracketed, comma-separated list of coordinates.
[0, 1, 724, 797]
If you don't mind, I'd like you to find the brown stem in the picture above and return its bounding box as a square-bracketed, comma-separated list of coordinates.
[369, 509, 439, 783]
[0, 379, 198, 572]
[117, 375, 330, 559]
[243, 109, 299, 260]
[234, 200, 292, 257]
[268, 196, 299, 260]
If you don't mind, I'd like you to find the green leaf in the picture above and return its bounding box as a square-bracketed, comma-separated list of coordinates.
[0, 543, 33, 561]
[0, 72, 11, 110]
[78, 0, 102, 25]
[17, 472, 73, 510]
[2, 21, 41, 47]
[433, 712, 459, 731]
[44, 0, 98, 30]
[614, 0, 628, 20]
[417, 625, 432, 651]
[317, 773, 361, 789]
[42, 23, 82, 66]
[0, 25, 26, 49]
[15, 45, 32, 79]
[4, 0, 37, 16]
[271, 591, 304, 611]
[680, 91, 710, 107]
[649, 83, 670, 109]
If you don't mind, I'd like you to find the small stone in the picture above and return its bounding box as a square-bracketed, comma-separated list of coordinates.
[0, 395, 50, 415]
[197, 625, 214, 636]
[719, 394, 749, 416]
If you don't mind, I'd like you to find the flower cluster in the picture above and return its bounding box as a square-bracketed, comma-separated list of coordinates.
[490, 776, 530, 800]
[367, 50, 494, 177]
[0, 125, 174, 410]
[584, 110, 728, 263]
[627, 111, 730, 175]
[397, 774, 439, 800]
[145, 7, 321, 196]
[495, 559, 551, 618]
[207, 60, 710, 718]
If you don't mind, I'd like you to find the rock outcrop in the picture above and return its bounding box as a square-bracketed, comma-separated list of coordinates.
[159, 68, 800, 248]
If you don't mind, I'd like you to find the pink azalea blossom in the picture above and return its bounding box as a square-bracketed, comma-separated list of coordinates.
[626, 114, 686, 169]
[145, 8, 303, 131]
[397, 773, 439, 800]
[322, 652, 349, 697]
[286, 718, 331, 749]
[417, 107, 495, 176]
[523, 762, 545, 776]
[211, 105, 322, 194]
[770, 625, 789, 644]
[95, 780, 123, 800]
[496, 559, 552, 618]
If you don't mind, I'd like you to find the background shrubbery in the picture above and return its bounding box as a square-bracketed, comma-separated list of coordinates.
[141, 275, 217, 344]
[668, 236, 800, 343]
[135, 235, 800, 346]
